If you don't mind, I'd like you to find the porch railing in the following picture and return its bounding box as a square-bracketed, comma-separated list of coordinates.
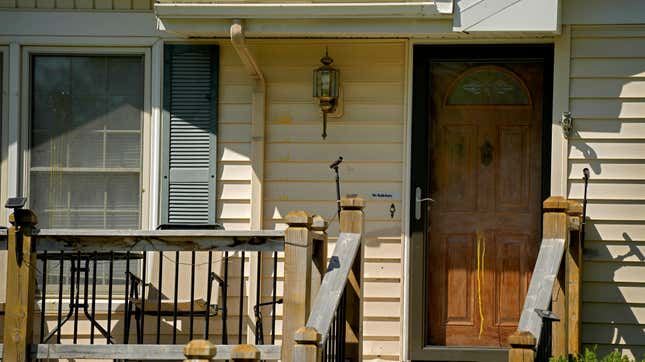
[508, 196, 583, 362]
[0, 197, 370, 361]
[291, 197, 364, 362]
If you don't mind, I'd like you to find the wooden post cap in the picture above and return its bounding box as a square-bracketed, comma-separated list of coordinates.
[543, 196, 569, 211]
[230, 344, 260, 360]
[285, 210, 312, 226]
[311, 215, 328, 231]
[508, 331, 537, 347]
[294, 326, 322, 344]
[184, 339, 216, 359]
[567, 200, 583, 216]
[8, 209, 38, 226]
[340, 196, 365, 210]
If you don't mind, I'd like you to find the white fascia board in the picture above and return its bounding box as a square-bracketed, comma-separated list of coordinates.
[157, 18, 454, 38]
[453, 0, 560, 34]
[154, 2, 453, 20]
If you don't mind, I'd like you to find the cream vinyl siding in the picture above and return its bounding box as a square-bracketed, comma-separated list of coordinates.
[258, 40, 406, 361]
[0, 0, 152, 10]
[152, 40, 406, 355]
[568, 26, 645, 360]
[218, 44, 253, 229]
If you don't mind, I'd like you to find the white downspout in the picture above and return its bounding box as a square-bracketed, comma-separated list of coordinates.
[230, 19, 267, 346]
[230, 19, 266, 232]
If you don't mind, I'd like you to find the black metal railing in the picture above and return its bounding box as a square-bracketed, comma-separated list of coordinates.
[300, 231, 363, 362]
[535, 319, 553, 362]
[31, 249, 282, 347]
[320, 289, 347, 362]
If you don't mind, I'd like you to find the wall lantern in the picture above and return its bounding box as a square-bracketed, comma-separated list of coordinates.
[313, 50, 340, 139]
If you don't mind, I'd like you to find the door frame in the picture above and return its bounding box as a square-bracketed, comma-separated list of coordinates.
[407, 44, 554, 361]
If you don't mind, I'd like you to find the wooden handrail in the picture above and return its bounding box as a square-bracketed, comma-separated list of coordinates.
[508, 196, 582, 362]
[0, 229, 285, 252]
[291, 196, 365, 362]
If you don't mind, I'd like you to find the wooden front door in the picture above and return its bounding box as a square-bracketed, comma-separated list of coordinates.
[427, 62, 544, 347]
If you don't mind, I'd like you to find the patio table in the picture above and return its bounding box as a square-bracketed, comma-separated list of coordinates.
[38, 251, 144, 344]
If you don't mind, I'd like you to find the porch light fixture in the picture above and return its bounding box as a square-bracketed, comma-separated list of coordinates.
[313, 49, 340, 139]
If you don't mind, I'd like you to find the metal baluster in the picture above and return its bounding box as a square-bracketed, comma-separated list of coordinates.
[73, 252, 81, 344]
[189, 251, 196, 340]
[156, 251, 163, 344]
[124, 251, 131, 344]
[238, 251, 245, 344]
[90, 253, 98, 344]
[222, 252, 229, 344]
[140, 251, 147, 344]
[205, 251, 213, 339]
[56, 251, 64, 343]
[107, 252, 114, 343]
[255, 253, 262, 345]
[40, 251, 47, 343]
[172, 250, 179, 344]
[338, 291, 346, 361]
[330, 314, 336, 361]
[321, 340, 326, 362]
[271, 251, 278, 344]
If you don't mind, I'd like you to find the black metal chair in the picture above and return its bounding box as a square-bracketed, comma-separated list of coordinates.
[125, 271, 226, 343]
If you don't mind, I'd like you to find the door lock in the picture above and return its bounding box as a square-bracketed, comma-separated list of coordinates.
[415, 187, 435, 220]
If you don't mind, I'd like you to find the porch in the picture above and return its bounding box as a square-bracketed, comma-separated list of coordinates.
[0, 197, 365, 361]
[0, 194, 585, 361]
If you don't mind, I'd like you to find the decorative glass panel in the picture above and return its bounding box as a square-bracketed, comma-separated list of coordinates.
[446, 67, 530, 106]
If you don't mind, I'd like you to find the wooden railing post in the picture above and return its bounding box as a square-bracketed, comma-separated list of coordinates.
[282, 210, 314, 362]
[2, 207, 38, 362]
[293, 326, 322, 362]
[545, 196, 570, 359]
[230, 344, 260, 362]
[310, 215, 329, 311]
[340, 196, 365, 362]
[566, 200, 583, 356]
[183, 339, 216, 362]
[508, 331, 537, 362]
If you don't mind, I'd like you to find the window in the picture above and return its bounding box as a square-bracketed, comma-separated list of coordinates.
[29, 55, 144, 229]
[445, 65, 531, 106]
[29, 54, 145, 295]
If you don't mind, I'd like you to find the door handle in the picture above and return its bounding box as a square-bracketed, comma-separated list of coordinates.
[415, 187, 435, 220]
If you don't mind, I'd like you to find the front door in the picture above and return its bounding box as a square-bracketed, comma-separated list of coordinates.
[426, 61, 544, 347]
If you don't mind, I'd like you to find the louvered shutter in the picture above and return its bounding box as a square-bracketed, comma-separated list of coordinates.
[161, 44, 218, 224]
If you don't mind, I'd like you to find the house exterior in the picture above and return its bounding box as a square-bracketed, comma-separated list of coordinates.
[0, 0, 645, 361]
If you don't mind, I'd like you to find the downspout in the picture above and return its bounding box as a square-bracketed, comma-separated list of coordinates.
[230, 20, 267, 346]
[230, 20, 266, 232]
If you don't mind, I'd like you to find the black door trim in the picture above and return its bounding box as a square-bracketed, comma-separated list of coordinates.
[408, 44, 554, 361]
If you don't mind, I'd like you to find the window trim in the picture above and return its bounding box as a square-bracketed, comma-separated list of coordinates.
[20, 46, 152, 230]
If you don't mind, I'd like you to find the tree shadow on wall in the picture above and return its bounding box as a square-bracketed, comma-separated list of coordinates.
[582, 229, 645, 358]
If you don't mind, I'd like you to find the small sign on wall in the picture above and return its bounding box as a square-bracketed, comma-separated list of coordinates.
[368, 192, 400, 200]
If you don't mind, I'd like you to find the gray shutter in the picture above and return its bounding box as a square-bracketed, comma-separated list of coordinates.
[161, 44, 218, 225]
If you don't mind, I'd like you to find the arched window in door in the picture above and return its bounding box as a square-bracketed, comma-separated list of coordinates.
[445, 65, 532, 106]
